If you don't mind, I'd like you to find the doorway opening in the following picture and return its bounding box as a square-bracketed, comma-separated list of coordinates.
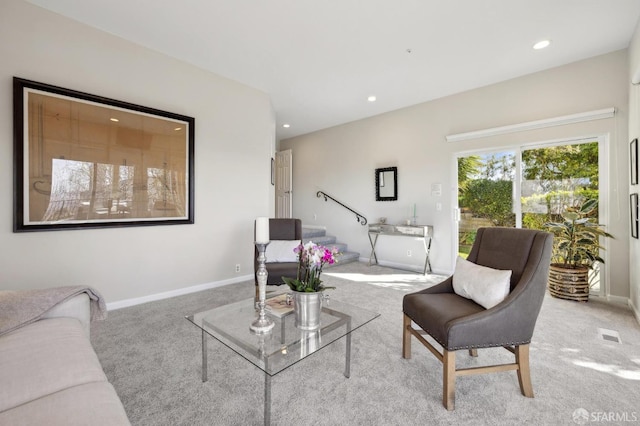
[275, 149, 292, 218]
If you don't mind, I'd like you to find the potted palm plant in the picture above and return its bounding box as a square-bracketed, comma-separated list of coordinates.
[544, 199, 613, 301]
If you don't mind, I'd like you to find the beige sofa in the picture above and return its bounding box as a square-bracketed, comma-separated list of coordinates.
[0, 292, 130, 425]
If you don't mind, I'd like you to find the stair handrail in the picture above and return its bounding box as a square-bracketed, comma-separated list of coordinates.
[316, 191, 368, 225]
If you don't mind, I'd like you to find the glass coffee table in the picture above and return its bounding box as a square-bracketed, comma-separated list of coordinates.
[186, 294, 380, 425]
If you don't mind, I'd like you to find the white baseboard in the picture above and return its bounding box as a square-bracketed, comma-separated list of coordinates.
[359, 256, 447, 276]
[630, 298, 640, 325]
[106, 274, 253, 311]
[603, 294, 630, 306]
[590, 293, 632, 308]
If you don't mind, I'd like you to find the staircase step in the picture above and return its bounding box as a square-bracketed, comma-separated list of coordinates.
[329, 251, 359, 267]
[301, 226, 360, 266]
[303, 235, 336, 246]
[324, 242, 348, 253]
[302, 227, 326, 239]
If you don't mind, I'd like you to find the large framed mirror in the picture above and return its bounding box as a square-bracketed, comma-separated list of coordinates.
[375, 167, 397, 201]
[13, 77, 195, 232]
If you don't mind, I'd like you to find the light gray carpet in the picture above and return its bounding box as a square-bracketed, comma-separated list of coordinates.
[91, 262, 640, 426]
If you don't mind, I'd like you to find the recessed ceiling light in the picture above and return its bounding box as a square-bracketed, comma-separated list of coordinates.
[533, 40, 551, 50]
[110, 117, 119, 122]
[367, 95, 377, 102]
[282, 124, 290, 128]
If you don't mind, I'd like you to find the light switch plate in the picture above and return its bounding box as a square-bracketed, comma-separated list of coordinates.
[431, 183, 442, 196]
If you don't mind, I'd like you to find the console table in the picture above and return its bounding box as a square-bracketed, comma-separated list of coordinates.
[367, 223, 433, 274]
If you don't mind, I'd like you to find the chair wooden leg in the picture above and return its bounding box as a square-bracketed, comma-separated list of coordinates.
[515, 344, 534, 398]
[443, 350, 456, 410]
[468, 348, 478, 357]
[402, 314, 412, 359]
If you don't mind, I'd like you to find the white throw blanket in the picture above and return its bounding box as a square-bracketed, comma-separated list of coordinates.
[0, 286, 107, 336]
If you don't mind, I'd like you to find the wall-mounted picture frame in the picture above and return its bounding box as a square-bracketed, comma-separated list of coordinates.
[631, 193, 639, 239]
[271, 157, 275, 185]
[13, 77, 195, 232]
[631, 138, 638, 185]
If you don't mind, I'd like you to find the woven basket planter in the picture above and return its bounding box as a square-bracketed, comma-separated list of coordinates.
[547, 264, 589, 302]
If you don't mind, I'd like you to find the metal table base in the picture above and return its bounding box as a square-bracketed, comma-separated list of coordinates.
[199, 309, 353, 425]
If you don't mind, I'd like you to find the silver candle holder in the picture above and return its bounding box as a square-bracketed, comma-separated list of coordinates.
[250, 242, 275, 334]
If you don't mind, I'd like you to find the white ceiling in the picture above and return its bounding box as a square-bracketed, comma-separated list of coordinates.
[26, 0, 640, 141]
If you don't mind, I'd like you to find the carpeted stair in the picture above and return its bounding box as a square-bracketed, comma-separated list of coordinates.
[302, 226, 360, 266]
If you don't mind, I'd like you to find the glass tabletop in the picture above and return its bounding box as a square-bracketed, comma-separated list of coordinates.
[186, 294, 380, 377]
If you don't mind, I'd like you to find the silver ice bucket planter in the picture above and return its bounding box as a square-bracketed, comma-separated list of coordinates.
[299, 329, 321, 357]
[292, 291, 323, 331]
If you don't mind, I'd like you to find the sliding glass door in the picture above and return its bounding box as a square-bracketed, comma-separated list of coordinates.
[457, 151, 516, 257]
[456, 136, 606, 294]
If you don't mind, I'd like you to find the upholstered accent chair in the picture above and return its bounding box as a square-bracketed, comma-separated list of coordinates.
[254, 218, 302, 288]
[402, 227, 553, 410]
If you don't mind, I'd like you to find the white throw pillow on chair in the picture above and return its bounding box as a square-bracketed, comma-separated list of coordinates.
[265, 240, 301, 263]
[452, 256, 512, 309]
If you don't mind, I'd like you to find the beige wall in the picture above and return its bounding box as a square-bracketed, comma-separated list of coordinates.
[0, 0, 275, 304]
[281, 50, 631, 302]
[628, 19, 640, 320]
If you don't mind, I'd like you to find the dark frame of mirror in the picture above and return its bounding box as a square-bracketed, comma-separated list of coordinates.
[13, 77, 195, 232]
[375, 166, 397, 201]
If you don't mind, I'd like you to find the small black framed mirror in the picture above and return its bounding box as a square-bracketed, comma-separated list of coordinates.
[375, 167, 397, 201]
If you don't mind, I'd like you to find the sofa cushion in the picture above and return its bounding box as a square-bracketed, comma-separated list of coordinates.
[0, 317, 107, 412]
[452, 256, 512, 309]
[0, 382, 130, 426]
